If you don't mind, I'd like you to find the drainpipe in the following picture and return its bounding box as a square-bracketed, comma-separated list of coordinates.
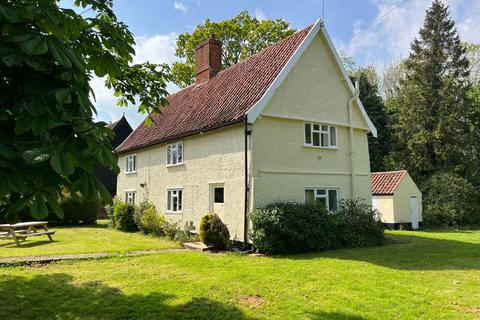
[243, 117, 249, 246]
[348, 80, 360, 198]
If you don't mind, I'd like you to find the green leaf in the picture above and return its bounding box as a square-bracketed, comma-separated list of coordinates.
[7, 176, 28, 193]
[55, 88, 72, 105]
[50, 151, 75, 176]
[31, 194, 48, 219]
[79, 175, 90, 198]
[20, 37, 48, 55]
[47, 199, 64, 219]
[26, 98, 47, 116]
[0, 142, 16, 160]
[0, 180, 9, 197]
[0, 4, 21, 22]
[95, 177, 112, 205]
[9, 198, 28, 213]
[22, 149, 51, 164]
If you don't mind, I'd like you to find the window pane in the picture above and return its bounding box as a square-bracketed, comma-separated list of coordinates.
[133, 155, 136, 171]
[313, 132, 320, 146]
[304, 124, 311, 144]
[313, 124, 320, 131]
[321, 133, 329, 147]
[173, 195, 178, 211]
[214, 188, 224, 203]
[178, 190, 182, 211]
[316, 189, 326, 196]
[167, 191, 171, 211]
[330, 127, 336, 146]
[126, 157, 129, 171]
[305, 190, 315, 204]
[132, 192, 135, 204]
[321, 125, 328, 132]
[167, 146, 171, 164]
[178, 143, 183, 162]
[316, 197, 327, 209]
[172, 148, 177, 164]
[328, 190, 338, 211]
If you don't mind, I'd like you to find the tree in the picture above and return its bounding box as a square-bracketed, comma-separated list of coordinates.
[356, 68, 391, 172]
[171, 11, 295, 88]
[0, 0, 170, 221]
[393, 0, 474, 182]
[464, 42, 480, 84]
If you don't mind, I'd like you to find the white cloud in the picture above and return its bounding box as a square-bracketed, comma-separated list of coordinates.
[173, 1, 188, 13]
[254, 8, 267, 21]
[90, 33, 179, 128]
[343, 0, 480, 68]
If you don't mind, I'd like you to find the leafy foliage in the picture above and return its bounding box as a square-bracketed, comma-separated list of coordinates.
[0, 0, 170, 221]
[134, 200, 167, 236]
[112, 202, 137, 231]
[422, 172, 479, 226]
[58, 193, 101, 225]
[171, 10, 295, 87]
[334, 199, 385, 248]
[199, 214, 230, 250]
[249, 202, 337, 254]
[392, 1, 474, 182]
[356, 68, 391, 171]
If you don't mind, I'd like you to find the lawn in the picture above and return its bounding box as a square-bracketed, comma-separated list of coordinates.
[0, 230, 479, 319]
[0, 220, 180, 257]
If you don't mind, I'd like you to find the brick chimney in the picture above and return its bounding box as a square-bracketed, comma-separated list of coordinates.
[195, 35, 222, 84]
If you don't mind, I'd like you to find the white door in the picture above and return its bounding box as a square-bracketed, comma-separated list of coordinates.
[410, 196, 419, 229]
[210, 184, 225, 221]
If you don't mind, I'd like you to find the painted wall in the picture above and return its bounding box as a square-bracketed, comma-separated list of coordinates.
[372, 195, 395, 222]
[117, 124, 248, 242]
[392, 174, 423, 223]
[250, 31, 372, 209]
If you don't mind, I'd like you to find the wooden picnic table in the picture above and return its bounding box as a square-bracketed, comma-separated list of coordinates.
[0, 221, 56, 247]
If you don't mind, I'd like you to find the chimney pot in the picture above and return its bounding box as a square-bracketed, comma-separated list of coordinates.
[195, 36, 222, 84]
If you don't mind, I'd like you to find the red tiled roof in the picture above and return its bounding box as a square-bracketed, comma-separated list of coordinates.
[371, 170, 407, 195]
[117, 26, 313, 153]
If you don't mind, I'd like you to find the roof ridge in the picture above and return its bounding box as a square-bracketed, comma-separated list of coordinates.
[371, 170, 407, 174]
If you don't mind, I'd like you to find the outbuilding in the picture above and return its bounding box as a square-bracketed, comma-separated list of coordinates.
[371, 170, 422, 229]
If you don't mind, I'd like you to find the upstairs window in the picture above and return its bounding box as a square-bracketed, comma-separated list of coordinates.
[304, 123, 337, 148]
[126, 154, 136, 173]
[167, 189, 182, 213]
[305, 188, 338, 211]
[166, 141, 183, 166]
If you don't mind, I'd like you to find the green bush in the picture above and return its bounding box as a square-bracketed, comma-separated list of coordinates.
[422, 172, 480, 226]
[249, 202, 336, 254]
[138, 206, 167, 236]
[58, 194, 101, 225]
[199, 214, 230, 250]
[334, 199, 385, 248]
[112, 202, 137, 231]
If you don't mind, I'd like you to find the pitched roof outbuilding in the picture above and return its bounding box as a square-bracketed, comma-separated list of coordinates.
[117, 26, 312, 153]
[371, 170, 407, 195]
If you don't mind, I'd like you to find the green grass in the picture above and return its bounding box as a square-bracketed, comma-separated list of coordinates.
[0, 230, 479, 319]
[0, 220, 180, 257]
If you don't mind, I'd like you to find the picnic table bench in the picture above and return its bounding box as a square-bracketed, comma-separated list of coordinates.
[0, 221, 55, 246]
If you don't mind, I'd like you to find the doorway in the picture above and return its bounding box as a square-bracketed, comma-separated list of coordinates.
[210, 184, 225, 221]
[410, 196, 419, 229]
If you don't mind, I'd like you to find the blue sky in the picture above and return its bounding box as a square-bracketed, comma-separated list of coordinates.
[63, 0, 480, 127]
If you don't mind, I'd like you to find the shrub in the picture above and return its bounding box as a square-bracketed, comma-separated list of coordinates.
[112, 202, 137, 231]
[334, 199, 385, 248]
[422, 172, 480, 226]
[249, 202, 336, 254]
[138, 207, 167, 236]
[199, 214, 230, 250]
[59, 194, 102, 225]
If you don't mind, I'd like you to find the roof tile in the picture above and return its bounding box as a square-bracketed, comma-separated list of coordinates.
[117, 26, 312, 153]
[371, 170, 407, 195]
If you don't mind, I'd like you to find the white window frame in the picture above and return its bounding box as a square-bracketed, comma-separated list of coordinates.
[125, 190, 136, 204]
[304, 187, 339, 211]
[166, 141, 184, 166]
[125, 154, 137, 173]
[166, 188, 183, 213]
[304, 123, 337, 149]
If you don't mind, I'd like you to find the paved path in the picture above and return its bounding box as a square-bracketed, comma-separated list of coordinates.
[0, 248, 187, 266]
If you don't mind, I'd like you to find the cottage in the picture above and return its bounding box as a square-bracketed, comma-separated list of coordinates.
[371, 170, 423, 229]
[116, 20, 377, 243]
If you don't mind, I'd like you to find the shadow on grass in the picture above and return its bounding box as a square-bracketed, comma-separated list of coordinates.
[0, 273, 255, 320]
[279, 233, 480, 271]
[0, 240, 57, 249]
[308, 311, 367, 320]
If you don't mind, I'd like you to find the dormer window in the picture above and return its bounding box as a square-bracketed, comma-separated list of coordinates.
[166, 141, 184, 166]
[304, 123, 337, 148]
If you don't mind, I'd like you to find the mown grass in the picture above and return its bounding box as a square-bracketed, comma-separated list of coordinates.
[0, 220, 180, 257]
[0, 230, 479, 319]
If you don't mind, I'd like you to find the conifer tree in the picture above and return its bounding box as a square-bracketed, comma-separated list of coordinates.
[394, 0, 473, 182]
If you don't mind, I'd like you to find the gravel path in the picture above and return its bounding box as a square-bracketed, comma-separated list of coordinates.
[0, 248, 187, 266]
